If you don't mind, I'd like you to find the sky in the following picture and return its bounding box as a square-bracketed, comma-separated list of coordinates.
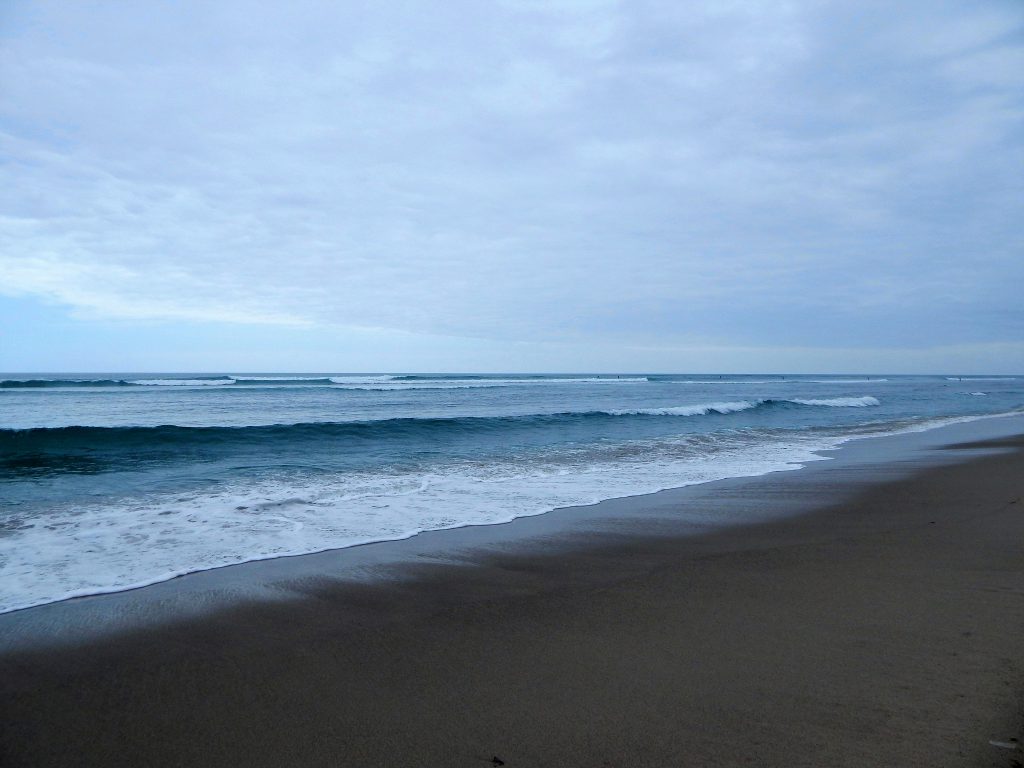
[1, 0, 1022, 373]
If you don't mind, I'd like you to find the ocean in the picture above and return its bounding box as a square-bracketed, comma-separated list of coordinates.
[1, 373, 1021, 614]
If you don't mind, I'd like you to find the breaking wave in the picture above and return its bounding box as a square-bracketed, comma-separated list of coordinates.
[1, 397, 881, 454]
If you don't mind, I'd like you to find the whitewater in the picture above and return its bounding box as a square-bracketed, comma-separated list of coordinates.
[1, 373, 1022, 613]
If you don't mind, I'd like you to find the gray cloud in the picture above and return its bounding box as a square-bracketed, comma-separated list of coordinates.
[1, 0, 1022, 358]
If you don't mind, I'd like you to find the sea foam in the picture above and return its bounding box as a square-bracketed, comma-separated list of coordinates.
[0, 428, 843, 614]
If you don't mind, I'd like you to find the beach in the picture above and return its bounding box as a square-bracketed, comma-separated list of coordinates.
[2, 418, 1023, 767]
[4, 0, 1020, 760]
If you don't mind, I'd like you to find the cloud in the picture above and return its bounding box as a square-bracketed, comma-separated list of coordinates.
[0, 0, 1021, 360]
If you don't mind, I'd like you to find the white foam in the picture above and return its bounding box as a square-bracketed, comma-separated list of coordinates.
[328, 376, 397, 384]
[230, 376, 331, 381]
[789, 396, 880, 407]
[609, 401, 759, 416]
[329, 377, 649, 390]
[608, 397, 880, 415]
[0, 429, 841, 614]
[671, 378, 889, 385]
[130, 378, 234, 386]
[671, 380, 778, 385]
[58, 375, 651, 391]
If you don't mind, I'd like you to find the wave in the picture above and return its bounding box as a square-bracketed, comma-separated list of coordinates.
[946, 377, 1018, 381]
[132, 378, 235, 386]
[0, 375, 404, 389]
[392, 374, 483, 381]
[1, 374, 651, 390]
[803, 379, 889, 384]
[2, 376, 236, 388]
[1, 378, 135, 388]
[327, 378, 649, 391]
[612, 396, 880, 415]
[382, 375, 649, 385]
[230, 376, 335, 385]
[787, 396, 880, 407]
[667, 378, 889, 385]
[610, 401, 759, 416]
[390, 375, 646, 382]
[0, 397, 882, 453]
[667, 379, 781, 385]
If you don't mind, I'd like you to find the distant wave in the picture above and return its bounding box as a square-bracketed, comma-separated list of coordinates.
[389, 375, 644, 382]
[391, 374, 482, 381]
[610, 401, 759, 416]
[1, 378, 135, 388]
[667, 378, 889, 385]
[787, 396, 880, 407]
[329, 377, 651, 391]
[132, 378, 235, 386]
[380, 375, 648, 385]
[231, 376, 336, 385]
[612, 396, 880, 415]
[946, 377, 1018, 381]
[666, 379, 781, 385]
[2, 376, 235, 388]
[1, 374, 651, 390]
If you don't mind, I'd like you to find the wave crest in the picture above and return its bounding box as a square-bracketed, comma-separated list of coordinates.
[610, 401, 759, 416]
[788, 396, 880, 408]
[0, 396, 883, 454]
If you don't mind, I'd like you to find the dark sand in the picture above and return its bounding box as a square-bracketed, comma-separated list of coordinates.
[2, 433, 1024, 767]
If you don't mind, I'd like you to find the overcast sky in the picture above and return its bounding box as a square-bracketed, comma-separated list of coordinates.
[1, 0, 1022, 372]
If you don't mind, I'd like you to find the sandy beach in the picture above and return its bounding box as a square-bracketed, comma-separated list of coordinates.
[2, 422, 1023, 767]
[5, 0, 1021, 762]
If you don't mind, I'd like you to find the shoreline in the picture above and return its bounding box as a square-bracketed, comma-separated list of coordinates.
[3, 404, 1019, 619]
[1, 412, 1022, 651]
[2, 417, 1024, 765]
[0, 404, 944, 618]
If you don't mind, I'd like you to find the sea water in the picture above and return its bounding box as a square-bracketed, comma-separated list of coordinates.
[1, 373, 1021, 613]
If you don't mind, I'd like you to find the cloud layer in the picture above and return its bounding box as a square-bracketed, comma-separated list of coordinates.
[1, 0, 1022, 362]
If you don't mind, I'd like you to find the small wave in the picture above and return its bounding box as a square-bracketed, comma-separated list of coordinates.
[1, 374, 657, 390]
[946, 377, 1018, 382]
[667, 378, 889, 385]
[230, 376, 335, 385]
[328, 376, 397, 384]
[0, 378, 133, 389]
[788, 396, 880, 408]
[668, 380, 779, 385]
[804, 379, 889, 384]
[386, 376, 649, 384]
[327, 382, 525, 391]
[968, 392, 987, 396]
[330, 376, 651, 390]
[609, 397, 880, 415]
[131, 378, 234, 386]
[610, 401, 759, 416]
[391, 374, 477, 381]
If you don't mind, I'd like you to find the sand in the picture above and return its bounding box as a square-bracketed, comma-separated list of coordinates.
[1, 431, 1023, 767]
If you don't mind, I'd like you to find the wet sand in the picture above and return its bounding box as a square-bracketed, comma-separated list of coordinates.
[2, 430, 1023, 767]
